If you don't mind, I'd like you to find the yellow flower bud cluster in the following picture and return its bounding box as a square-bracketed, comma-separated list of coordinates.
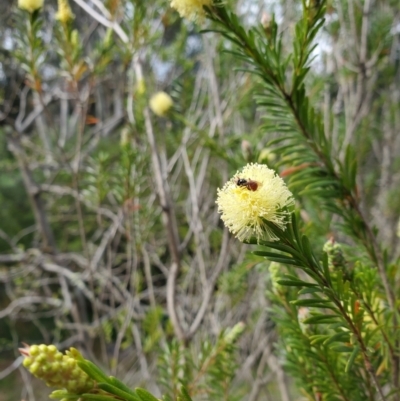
[21, 344, 94, 394]
[56, 0, 75, 23]
[323, 238, 347, 270]
[224, 322, 245, 344]
[18, 0, 44, 13]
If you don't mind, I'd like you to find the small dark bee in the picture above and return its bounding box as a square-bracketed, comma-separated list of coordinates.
[236, 178, 259, 191]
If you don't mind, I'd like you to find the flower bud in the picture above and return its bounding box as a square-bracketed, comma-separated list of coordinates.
[136, 79, 146, 96]
[261, 12, 271, 29]
[120, 127, 131, 147]
[258, 148, 276, 165]
[224, 322, 245, 344]
[269, 262, 284, 293]
[261, 12, 274, 39]
[323, 237, 347, 271]
[241, 140, 252, 162]
[70, 30, 80, 49]
[56, 0, 75, 23]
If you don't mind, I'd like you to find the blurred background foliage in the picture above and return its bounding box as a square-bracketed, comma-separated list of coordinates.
[0, 0, 399, 400]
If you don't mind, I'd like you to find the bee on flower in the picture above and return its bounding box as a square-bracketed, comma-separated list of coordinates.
[216, 163, 294, 243]
[170, 0, 213, 22]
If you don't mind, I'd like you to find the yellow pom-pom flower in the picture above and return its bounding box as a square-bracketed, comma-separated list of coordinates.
[216, 163, 294, 243]
[20, 344, 94, 394]
[55, 0, 75, 23]
[18, 0, 44, 13]
[170, 0, 212, 22]
[149, 91, 174, 117]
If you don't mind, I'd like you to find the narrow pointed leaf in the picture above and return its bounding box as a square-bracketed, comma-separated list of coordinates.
[82, 395, 122, 401]
[303, 315, 340, 324]
[77, 360, 110, 383]
[135, 388, 159, 401]
[98, 383, 141, 401]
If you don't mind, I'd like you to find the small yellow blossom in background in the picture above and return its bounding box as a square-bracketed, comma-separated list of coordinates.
[170, 0, 212, 22]
[20, 344, 94, 393]
[258, 148, 276, 165]
[55, 0, 74, 23]
[120, 127, 131, 147]
[149, 91, 174, 117]
[18, 0, 44, 13]
[70, 29, 80, 48]
[224, 322, 246, 344]
[136, 79, 146, 95]
[216, 163, 294, 243]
